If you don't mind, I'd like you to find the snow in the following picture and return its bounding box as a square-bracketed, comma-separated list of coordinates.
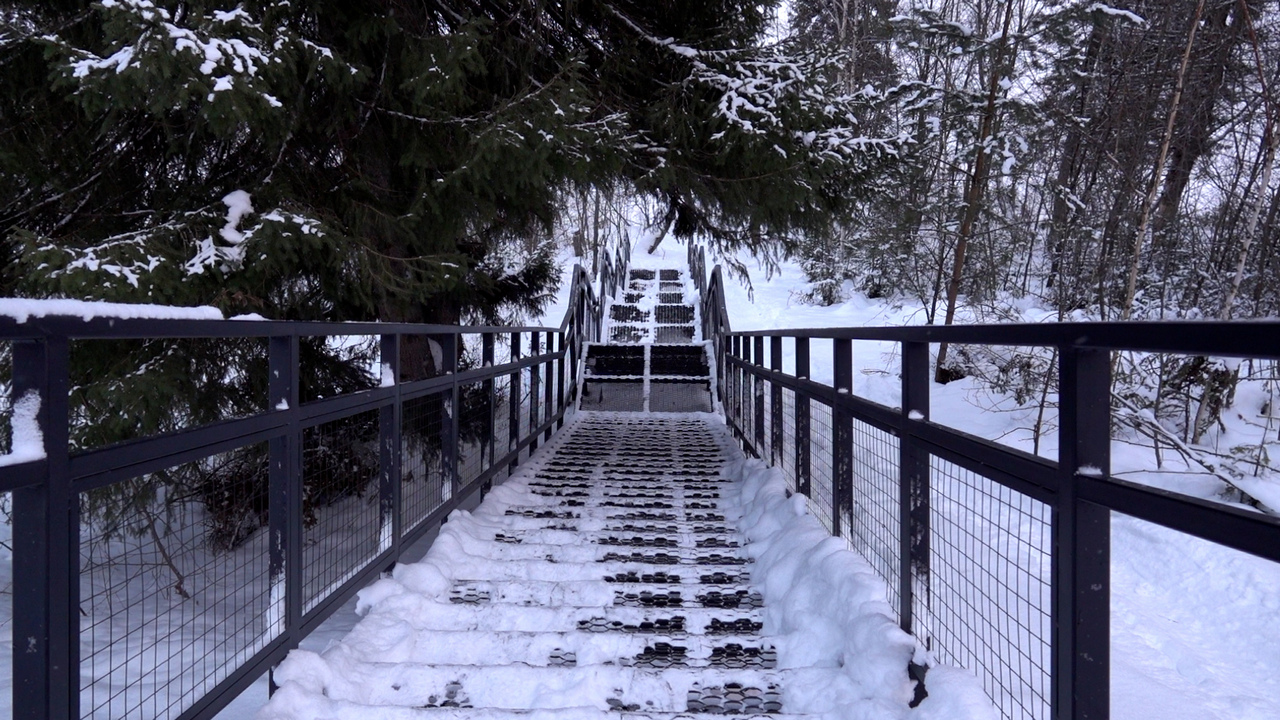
[1087, 3, 1147, 25]
[0, 298, 224, 323]
[220, 190, 254, 245]
[728, 457, 992, 719]
[0, 390, 44, 468]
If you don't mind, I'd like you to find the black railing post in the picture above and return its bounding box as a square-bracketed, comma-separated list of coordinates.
[555, 331, 567, 430]
[437, 334, 460, 497]
[483, 333, 496, 473]
[832, 338, 853, 536]
[899, 341, 931, 635]
[379, 334, 401, 556]
[753, 336, 766, 454]
[1055, 346, 1111, 720]
[544, 332, 556, 440]
[733, 336, 744, 443]
[11, 335, 76, 720]
[529, 332, 542, 452]
[509, 332, 521, 472]
[795, 337, 812, 497]
[770, 336, 783, 466]
[267, 332, 301, 691]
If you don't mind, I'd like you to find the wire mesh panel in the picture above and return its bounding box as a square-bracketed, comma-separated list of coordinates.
[1, 339, 11, 455]
[758, 376, 772, 459]
[780, 388, 796, 492]
[518, 366, 532, 440]
[845, 419, 902, 616]
[737, 366, 754, 448]
[68, 338, 269, 451]
[925, 456, 1051, 720]
[0, 489, 9, 705]
[79, 447, 276, 720]
[457, 381, 491, 487]
[808, 401, 835, 533]
[491, 373, 513, 458]
[301, 410, 381, 611]
[402, 392, 448, 534]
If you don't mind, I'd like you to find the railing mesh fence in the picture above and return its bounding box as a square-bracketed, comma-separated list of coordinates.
[301, 409, 382, 611]
[402, 392, 448, 534]
[781, 388, 796, 493]
[808, 401, 835, 533]
[79, 448, 275, 720]
[846, 418, 902, 620]
[926, 456, 1051, 720]
[458, 381, 491, 487]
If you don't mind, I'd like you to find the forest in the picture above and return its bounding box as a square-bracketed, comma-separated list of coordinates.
[2, 1, 1278, 507]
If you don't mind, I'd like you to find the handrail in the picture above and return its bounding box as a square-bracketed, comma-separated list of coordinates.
[691, 240, 1280, 720]
[0, 251, 629, 720]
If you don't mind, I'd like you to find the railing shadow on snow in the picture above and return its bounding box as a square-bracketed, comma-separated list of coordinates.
[0, 243, 630, 720]
[687, 241, 1280, 720]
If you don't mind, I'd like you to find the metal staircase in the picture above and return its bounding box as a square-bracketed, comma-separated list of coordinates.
[581, 266, 714, 413]
[417, 414, 801, 717]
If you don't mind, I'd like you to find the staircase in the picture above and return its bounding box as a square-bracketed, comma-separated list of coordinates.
[581, 267, 714, 413]
[264, 259, 821, 720]
[437, 416, 791, 716]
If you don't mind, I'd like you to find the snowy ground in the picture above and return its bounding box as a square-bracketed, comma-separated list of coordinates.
[686, 241, 1280, 720]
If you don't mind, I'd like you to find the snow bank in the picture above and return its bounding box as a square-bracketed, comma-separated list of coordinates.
[723, 456, 995, 720]
[0, 298, 224, 323]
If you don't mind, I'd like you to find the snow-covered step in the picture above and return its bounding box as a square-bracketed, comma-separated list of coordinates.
[485, 515, 738, 535]
[265, 704, 818, 720]
[446, 579, 760, 609]
[285, 663, 827, 712]
[487, 530, 742, 547]
[424, 557, 751, 583]
[437, 539, 747, 564]
[329, 628, 774, 667]
[360, 599, 761, 634]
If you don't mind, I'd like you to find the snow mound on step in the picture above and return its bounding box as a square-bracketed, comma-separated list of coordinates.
[723, 457, 996, 720]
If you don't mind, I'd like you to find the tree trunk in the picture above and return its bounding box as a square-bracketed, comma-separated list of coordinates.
[934, 0, 1017, 383]
[1118, 0, 1205, 321]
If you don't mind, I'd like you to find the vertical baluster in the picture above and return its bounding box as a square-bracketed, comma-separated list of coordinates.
[770, 336, 783, 466]
[1054, 346, 1111, 720]
[795, 337, 811, 497]
[754, 336, 766, 455]
[900, 341, 931, 636]
[267, 333, 301, 694]
[482, 333, 495, 493]
[832, 338, 853, 536]
[379, 334, 401, 553]
[509, 332, 521, 473]
[11, 335, 75, 719]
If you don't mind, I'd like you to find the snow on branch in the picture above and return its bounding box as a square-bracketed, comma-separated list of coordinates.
[47, 0, 350, 114]
[686, 44, 899, 164]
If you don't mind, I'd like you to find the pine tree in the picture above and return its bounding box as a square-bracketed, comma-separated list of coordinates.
[3, 0, 893, 545]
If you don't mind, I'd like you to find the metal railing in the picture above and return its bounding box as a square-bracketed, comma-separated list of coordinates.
[0, 248, 628, 719]
[688, 243, 1280, 720]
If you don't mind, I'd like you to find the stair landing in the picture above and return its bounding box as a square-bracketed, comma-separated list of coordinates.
[582, 267, 712, 413]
